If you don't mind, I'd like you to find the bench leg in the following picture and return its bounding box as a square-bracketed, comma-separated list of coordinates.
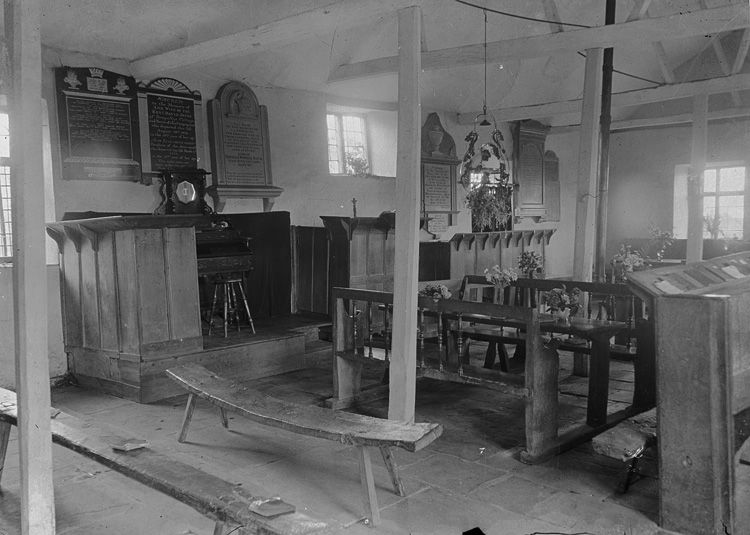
[178, 394, 197, 443]
[357, 446, 380, 527]
[219, 407, 229, 429]
[379, 446, 405, 496]
[0, 421, 10, 486]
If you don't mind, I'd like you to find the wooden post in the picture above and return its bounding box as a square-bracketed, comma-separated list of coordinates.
[594, 0, 616, 281]
[573, 48, 603, 282]
[6, 0, 56, 532]
[388, 6, 421, 423]
[686, 93, 708, 263]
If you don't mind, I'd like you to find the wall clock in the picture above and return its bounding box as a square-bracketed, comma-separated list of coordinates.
[157, 169, 211, 214]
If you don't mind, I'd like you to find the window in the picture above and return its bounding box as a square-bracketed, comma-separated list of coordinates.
[326, 113, 369, 175]
[0, 111, 10, 259]
[702, 165, 745, 239]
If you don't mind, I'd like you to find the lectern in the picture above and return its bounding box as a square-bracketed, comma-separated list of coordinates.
[629, 252, 750, 535]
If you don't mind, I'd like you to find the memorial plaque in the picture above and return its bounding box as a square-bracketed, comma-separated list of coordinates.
[207, 81, 282, 211]
[55, 67, 141, 181]
[138, 78, 203, 175]
[422, 161, 453, 212]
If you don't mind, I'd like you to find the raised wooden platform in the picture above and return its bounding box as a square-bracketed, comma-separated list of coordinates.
[72, 315, 331, 403]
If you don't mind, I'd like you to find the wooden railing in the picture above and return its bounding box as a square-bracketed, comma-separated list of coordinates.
[330, 287, 539, 404]
[459, 275, 645, 356]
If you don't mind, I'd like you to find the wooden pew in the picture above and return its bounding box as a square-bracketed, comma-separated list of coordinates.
[0, 388, 325, 535]
[166, 363, 443, 527]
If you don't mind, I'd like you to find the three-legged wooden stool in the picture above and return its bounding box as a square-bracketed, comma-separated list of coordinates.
[208, 276, 255, 337]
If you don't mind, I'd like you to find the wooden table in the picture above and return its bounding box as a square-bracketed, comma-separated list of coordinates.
[451, 314, 634, 463]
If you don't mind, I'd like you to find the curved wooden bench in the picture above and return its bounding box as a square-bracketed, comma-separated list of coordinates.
[166, 364, 443, 527]
[0, 387, 325, 535]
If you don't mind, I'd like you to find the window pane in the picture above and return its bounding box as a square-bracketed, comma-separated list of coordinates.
[0, 165, 11, 257]
[703, 196, 716, 238]
[703, 169, 716, 192]
[719, 166, 745, 192]
[718, 195, 744, 238]
[0, 114, 8, 159]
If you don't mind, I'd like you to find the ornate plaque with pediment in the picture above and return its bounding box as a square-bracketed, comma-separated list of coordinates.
[207, 81, 282, 211]
[137, 77, 203, 178]
[55, 67, 141, 181]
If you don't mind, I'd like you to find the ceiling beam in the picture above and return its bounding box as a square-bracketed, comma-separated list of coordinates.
[732, 28, 750, 73]
[328, 4, 748, 83]
[653, 42, 676, 84]
[130, 0, 419, 78]
[541, 0, 563, 33]
[626, 0, 653, 22]
[457, 72, 750, 123]
[550, 105, 750, 133]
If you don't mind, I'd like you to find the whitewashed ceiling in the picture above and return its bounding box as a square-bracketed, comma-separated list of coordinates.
[39, 0, 747, 124]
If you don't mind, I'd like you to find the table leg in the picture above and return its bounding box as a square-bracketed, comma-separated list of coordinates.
[587, 335, 611, 427]
[522, 340, 559, 463]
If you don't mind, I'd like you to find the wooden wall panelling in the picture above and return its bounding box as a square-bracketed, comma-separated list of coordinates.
[311, 229, 330, 311]
[61, 237, 82, 348]
[96, 232, 119, 352]
[134, 228, 170, 346]
[79, 239, 101, 350]
[228, 212, 292, 319]
[114, 230, 140, 356]
[382, 231, 396, 292]
[544, 150, 560, 222]
[163, 227, 202, 341]
[293, 227, 314, 313]
[350, 229, 370, 288]
[514, 120, 550, 220]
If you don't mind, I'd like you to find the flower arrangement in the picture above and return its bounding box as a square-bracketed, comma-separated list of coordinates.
[518, 251, 543, 276]
[465, 184, 512, 232]
[611, 244, 645, 282]
[418, 283, 452, 300]
[647, 224, 674, 261]
[543, 285, 582, 315]
[345, 153, 370, 176]
[484, 265, 518, 288]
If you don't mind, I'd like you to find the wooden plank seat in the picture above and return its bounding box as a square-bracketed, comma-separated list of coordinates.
[0, 387, 325, 535]
[166, 363, 443, 527]
[591, 408, 657, 493]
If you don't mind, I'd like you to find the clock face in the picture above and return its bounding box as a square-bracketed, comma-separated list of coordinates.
[175, 180, 197, 204]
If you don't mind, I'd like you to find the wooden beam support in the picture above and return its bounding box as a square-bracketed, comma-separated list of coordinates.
[328, 4, 748, 82]
[541, 0, 563, 33]
[388, 6, 420, 424]
[732, 28, 750, 74]
[573, 48, 603, 282]
[549, 105, 750, 133]
[652, 42, 675, 84]
[686, 93, 708, 264]
[6, 0, 56, 532]
[626, 0, 653, 22]
[130, 0, 420, 78]
[457, 72, 750, 123]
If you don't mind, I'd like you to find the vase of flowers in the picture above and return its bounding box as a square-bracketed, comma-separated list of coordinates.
[418, 283, 452, 301]
[518, 251, 543, 278]
[484, 265, 518, 288]
[543, 285, 581, 323]
[611, 244, 645, 282]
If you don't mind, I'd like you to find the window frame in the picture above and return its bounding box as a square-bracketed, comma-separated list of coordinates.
[0, 107, 11, 262]
[700, 162, 747, 240]
[326, 112, 370, 176]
